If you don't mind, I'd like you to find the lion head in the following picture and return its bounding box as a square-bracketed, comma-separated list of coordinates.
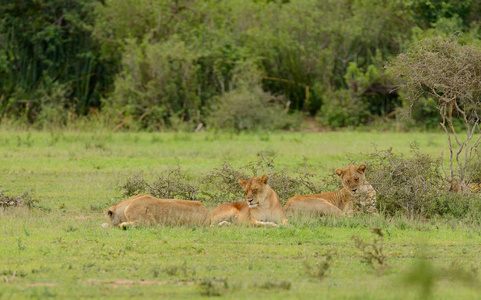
[335, 164, 367, 195]
[103, 206, 124, 226]
[238, 174, 270, 208]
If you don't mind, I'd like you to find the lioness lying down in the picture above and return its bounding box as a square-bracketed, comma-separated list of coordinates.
[209, 174, 289, 227]
[284, 164, 376, 217]
[102, 194, 209, 229]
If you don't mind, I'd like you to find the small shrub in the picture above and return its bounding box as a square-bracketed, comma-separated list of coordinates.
[0, 190, 39, 210]
[16, 237, 26, 251]
[352, 228, 387, 272]
[120, 173, 149, 197]
[163, 261, 196, 278]
[466, 147, 481, 184]
[303, 252, 332, 281]
[258, 280, 291, 290]
[198, 278, 228, 297]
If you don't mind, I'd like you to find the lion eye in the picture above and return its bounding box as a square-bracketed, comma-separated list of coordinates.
[355, 178, 359, 182]
[346, 180, 350, 184]
[253, 189, 258, 193]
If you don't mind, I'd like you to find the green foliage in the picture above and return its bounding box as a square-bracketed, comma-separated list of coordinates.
[3, 0, 481, 129]
[410, 0, 477, 29]
[206, 86, 298, 131]
[0, 0, 108, 123]
[403, 258, 478, 299]
[107, 37, 200, 129]
[319, 89, 371, 128]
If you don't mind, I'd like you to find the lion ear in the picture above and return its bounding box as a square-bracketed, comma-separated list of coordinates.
[260, 174, 269, 184]
[335, 168, 343, 177]
[238, 179, 247, 188]
[357, 164, 367, 173]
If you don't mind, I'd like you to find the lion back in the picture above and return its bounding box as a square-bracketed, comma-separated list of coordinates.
[124, 197, 209, 226]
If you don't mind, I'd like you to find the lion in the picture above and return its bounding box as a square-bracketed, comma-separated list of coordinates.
[102, 194, 209, 229]
[284, 164, 377, 217]
[209, 174, 289, 227]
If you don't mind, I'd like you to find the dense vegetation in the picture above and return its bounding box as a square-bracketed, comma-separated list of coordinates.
[1, 0, 481, 130]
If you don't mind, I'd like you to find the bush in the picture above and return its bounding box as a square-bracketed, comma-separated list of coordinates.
[106, 38, 200, 130]
[0, 190, 39, 210]
[364, 144, 444, 218]
[206, 60, 299, 131]
[201, 152, 323, 204]
[120, 167, 200, 201]
[206, 86, 298, 131]
[318, 89, 371, 128]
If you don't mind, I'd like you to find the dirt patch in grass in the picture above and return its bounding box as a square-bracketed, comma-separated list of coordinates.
[27, 283, 57, 287]
[86, 278, 197, 288]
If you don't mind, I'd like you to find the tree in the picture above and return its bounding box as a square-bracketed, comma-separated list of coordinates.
[388, 36, 481, 192]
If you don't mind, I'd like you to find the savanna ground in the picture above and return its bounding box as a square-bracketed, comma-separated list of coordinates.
[1, 130, 480, 299]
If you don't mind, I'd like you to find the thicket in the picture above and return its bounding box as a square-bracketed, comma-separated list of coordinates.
[121, 147, 481, 221]
[2, 0, 481, 130]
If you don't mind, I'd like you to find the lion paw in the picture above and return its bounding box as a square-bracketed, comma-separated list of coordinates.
[216, 220, 232, 227]
[119, 222, 129, 230]
[256, 221, 279, 227]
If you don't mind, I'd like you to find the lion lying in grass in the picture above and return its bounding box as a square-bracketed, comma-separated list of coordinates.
[102, 194, 209, 229]
[209, 174, 289, 227]
[284, 164, 376, 217]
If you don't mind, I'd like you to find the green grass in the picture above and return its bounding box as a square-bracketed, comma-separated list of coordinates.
[0, 130, 479, 299]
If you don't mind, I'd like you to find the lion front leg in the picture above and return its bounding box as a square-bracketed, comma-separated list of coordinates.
[253, 220, 279, 227]
[209, 204, 239, 227]
[119, 221, 137, 230]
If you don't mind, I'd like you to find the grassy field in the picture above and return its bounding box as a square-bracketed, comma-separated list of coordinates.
[0, 130, 480, 299]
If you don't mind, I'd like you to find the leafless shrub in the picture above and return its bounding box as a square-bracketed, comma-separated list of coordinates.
[352, 228, 388, 272]
[303, 252, 332, 282]
[0, 190, 38, 210]
[121, 167, 200, 200]
[200, 161, 249, 203]
[201, 151, 324, 204]
[120, 174, 147, 196]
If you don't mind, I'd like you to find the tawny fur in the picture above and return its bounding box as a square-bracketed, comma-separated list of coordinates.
[284, 164, 377, 217]
[209, 174, 289, 227]
[103, 194, 209, 229]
